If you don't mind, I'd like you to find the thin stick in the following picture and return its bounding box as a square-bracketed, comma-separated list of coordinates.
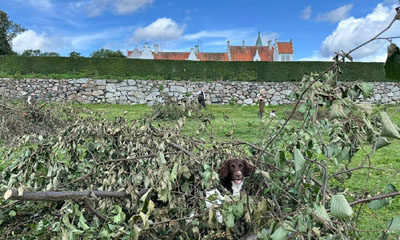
[349, 191, 400, 206]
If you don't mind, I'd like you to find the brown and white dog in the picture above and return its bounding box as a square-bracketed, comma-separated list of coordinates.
[203, 159, 255, 223]
[218, 158, 255, 195]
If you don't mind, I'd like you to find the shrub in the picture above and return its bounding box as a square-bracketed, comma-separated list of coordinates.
[0, 56, 387, 82]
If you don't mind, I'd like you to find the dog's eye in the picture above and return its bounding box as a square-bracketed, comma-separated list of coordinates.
[231, 164, 235, 168]
[238, 164, 243, 168]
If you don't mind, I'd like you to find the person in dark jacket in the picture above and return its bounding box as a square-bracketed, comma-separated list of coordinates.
[197, 88, 206, 110]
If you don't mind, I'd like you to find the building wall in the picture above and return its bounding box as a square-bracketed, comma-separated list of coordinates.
[2, 78, 397, 106]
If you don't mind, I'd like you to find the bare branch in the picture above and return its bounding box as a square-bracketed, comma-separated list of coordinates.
[3, 189, 149, 201]
[83, 198, 106, 221]
[349, 191, 400, 206]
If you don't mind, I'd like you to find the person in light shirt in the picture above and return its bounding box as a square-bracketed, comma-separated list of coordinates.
[258, 96, 265, 120]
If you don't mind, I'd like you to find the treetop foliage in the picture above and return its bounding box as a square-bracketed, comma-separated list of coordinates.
[0, 10, 25, 55]
[90, 48, 125, 58]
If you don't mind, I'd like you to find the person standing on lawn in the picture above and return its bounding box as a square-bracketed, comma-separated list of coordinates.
[197, 88, 206, 110]
[258, 95, 265, 120]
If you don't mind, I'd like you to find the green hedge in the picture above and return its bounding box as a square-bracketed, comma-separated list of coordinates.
[0, 56, 387, 82]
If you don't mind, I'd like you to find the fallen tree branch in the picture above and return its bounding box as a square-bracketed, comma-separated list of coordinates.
[349, 191, 400, 206]
[3, 189, 149, 201]
[83, 198, 106, 221]
[168, 141, 198, 160]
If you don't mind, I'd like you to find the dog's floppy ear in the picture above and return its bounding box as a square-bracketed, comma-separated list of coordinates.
[244, 160, 255, 177]
[218, 160, 231, 179]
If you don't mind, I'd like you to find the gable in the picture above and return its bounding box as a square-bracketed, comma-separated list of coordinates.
[229, 46, 273, 61]
[277, 42, 293, 54]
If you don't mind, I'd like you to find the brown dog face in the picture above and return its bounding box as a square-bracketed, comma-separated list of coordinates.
[218, 159, 255, 185]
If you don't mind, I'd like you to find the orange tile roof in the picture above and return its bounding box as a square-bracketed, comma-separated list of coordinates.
[229, 46, 273, 61]
[154, 52, 190, 60]
[127, 51, 133, 56]
[277, 42, 293, 54]
[196, 53, 228, 61]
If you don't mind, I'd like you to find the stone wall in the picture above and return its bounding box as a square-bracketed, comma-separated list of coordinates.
[0, 78, 400, 105]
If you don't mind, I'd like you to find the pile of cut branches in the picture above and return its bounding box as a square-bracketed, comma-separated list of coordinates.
[0, 95, 87, 143]
[1, 70, 400, 239]
[143, 96, 214, 122]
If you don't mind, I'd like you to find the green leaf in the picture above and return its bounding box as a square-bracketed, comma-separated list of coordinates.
[270, 226, 288, 240]
[380, 112, 400, 139]
[9, 210, 16, 217]
[113, 209, 126, 224]
[348, 88, 360, 100]
[313, 204, 331, 223]
[298, 104, 308, 113]
[359, 82, 374, 99]
[260, 170, 270, 179]
[140, 187, 152, 202]
[330, 195, 353, 218]
[225, 212, 235, 228]
[133, 224, 141, 240]
[71, 229, 84, 235]
[376, 136, 390, 150]
[368, 198, 390, 210]
[384, 43, 400, 81]
[139, 212, 149, 229]
[203, 170, 212, 183]
[78, 214, 90, 230]
[294, 149, 306, 173]
[99, 229, 111, 238]
[232, 201, 244, 217]
[355, 102, 373, 115]
[170, 162, 178, 182]
[386, 215, 400, 233]
[387, 184, 398, 192]
[329, 102, 347, 119]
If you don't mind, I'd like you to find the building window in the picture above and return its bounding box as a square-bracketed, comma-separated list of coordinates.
[286, 55, 290, 61]
[281, 55, 285, 61]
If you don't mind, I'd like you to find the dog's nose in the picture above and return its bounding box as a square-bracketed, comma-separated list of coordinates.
[234, 171, 242, 179]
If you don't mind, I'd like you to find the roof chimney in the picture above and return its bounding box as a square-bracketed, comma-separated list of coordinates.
[227, 40, 230, 48]
[242, 40, 245, 47]
[268, 40, 272, 50]
[195, 45, 199, 54]
[154, 44, 159, 54]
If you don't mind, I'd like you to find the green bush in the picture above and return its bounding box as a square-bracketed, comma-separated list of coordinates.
[0, 56, 387, 82]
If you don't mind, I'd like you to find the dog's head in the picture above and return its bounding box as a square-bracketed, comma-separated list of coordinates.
[218, 158, 255, 190]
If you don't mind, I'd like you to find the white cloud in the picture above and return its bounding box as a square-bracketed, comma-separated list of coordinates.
[301, 6, 312, 20]
[77, 0, 153, 17]
[320, 3, 400, 61]
[13, 0, 53, 10]
[183, 28, 254, 44]
[114, 0, 154, 15]
[316, 4, 353, 23]
[132, 18, 185, 42]
[11, 30, 70, 53]
[261, 33, 280, 44]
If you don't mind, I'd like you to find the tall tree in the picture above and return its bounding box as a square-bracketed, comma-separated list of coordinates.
[90, 48, 125, 58]
[21, 49, 41, 56]
[41, 51, 60, 57]
[0, 10, 25, 55]
[69, 51, 82, 57]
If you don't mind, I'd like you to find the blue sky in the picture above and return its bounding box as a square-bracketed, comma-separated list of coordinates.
[1, 0, 400, 61]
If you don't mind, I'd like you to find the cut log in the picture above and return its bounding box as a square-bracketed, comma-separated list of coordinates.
[3, 189, 149, 201]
